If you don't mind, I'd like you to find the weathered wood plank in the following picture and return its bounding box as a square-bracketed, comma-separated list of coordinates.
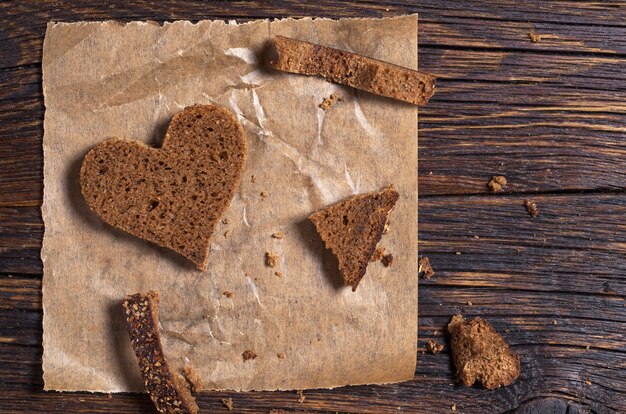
[1, 297, 623, 413]
[0, 277, 41, 311]
[3, 192, 625, 295]
[1, 49, 625, 203]
[1, 0, 625, 71]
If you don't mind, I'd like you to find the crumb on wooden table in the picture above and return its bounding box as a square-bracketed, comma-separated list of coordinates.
[381, 253, 394, 267]
[525, 200, 539, 217]
[370, 247, 385, 262]
[242, 349, 257, 361]
[223, 230, 230, 238]
[552, 320, 558, 325]
[467, 301, 473, 306]
[383, 220, 391, 234]
[274, 271, 283, 277]
[487, 175, 507, 192]
[223, 290, 233, 298]
[528, 32, 542, 43]
[272, 231, 284, 239]
[277, 352, 286, 359]
[265, 251, 279, 267]
[221, 397, 234, 411]
[181, 365, 205, 392]
[426, 340, 444, 354]
[419, 256, 435, 278]
[297, 390, 305, 404]
[221, 218, 231, 224]
[452, 403, 457, 412]
[585, 378, 592, 385]
[260, 191, 268, 199]
[448, 314, 520, 389]
[251, 174, 256, 183]
[319, 92, 343, 110]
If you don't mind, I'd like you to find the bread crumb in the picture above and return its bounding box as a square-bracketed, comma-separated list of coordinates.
[552, 320, 558, 325]
[223, 230, 230, 238]
[265, 251, 279, 267]
[319, 92, 343, 110]
[585, 345, 590, 350]
[297, 390, 305, 403]
[418, 257, 435, 279]
[251, 175, 256, 183]
[260, 191, 268, 199]
[381, 253, 394, 267]
[181, 365, 205, 392]
[277, 352, 286, 359]
[467, 301, 473, 306]
[528, 32, 542, 43]
[452, 404, 457, 411]
[455, 251, 462, 255]
[487, 175, 507, 192]
[448, 314, 520, 389]
[222, 218, 231, 224]
[274, 271, 283, 277]
[474, 235, 480, 239]
[370, 247, 385, 262]
[426, 340, 444, 354]
[221, 397, 234, 411]
[525, 200, 539, 217]
[242, 349, 257, 361]
[383, 220, 391, 234]
[585, 378, 591, 385]
[223, 290, 233, 298]
[272, 231, 284, 239]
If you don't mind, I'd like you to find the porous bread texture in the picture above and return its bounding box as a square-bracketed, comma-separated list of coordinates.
[80, 104, 247, 270]
[272, 35, 436, 106]
[309, 186, 398, 291]
[448, 314, 520, 389]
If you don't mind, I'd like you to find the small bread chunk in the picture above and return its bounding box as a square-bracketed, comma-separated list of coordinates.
[80, 104, 248, 270]
[272, 36, 436, 106]
[309, 186, 399, 291]
[122, 292, 199, 414]
[448, 314, 520, 389]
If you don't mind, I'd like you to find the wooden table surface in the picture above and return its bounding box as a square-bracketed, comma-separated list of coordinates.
[1, 1, 625, 413]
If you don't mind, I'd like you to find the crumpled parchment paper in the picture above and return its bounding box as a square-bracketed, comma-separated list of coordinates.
[42, 15, 418, 392]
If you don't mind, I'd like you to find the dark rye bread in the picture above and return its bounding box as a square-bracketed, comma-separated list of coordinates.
[271, 35, 436, 106]
[123, 291, 199, 414]
[448, 314, 520, 389]
[80, 104, 247, 270]
[309, 186, 399, 291]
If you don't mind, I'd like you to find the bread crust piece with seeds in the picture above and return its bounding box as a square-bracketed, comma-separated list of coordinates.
[309, 186, 399, 291]
[448, 314, 520, 389]
[122, 291, 199, 414]
[80, 104, 247, 270]
[272, 35, 436, 106]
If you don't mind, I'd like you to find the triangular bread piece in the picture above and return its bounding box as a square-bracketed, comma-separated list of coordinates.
[309, 186, 399, 291]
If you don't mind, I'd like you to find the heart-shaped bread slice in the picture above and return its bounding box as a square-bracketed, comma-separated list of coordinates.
[80, 104, 247, 270]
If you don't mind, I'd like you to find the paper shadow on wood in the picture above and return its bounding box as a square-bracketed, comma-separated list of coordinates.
[295, 217, 345, 290]
[106, 299, 143, 392]
[64, 141, 196, 272]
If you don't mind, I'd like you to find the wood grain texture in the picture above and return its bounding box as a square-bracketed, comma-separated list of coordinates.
[0, 0, 625, 413]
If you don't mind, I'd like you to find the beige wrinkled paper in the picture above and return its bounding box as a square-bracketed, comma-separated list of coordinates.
[42, 15, 418, 392]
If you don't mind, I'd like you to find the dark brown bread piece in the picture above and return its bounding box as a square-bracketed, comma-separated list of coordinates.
[122, 292, 199, 414]
[80, 104, 247, 270]
[309, 186, 399, 291]
[448, 314, 520, 389]
[272, 35, 436, 106]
